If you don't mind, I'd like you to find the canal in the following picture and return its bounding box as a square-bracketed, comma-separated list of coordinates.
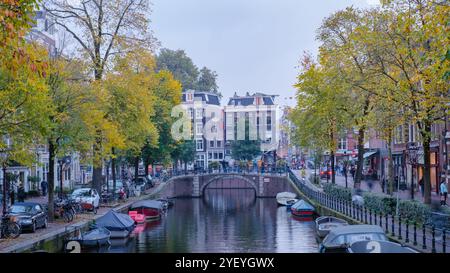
[87, 188, 319, 253]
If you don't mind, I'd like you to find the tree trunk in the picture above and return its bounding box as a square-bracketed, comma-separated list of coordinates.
[134, 156, 139, 180]
[331, 150, 335, 184]
[112, 148, 117, 198]
[48, 140, 55, 222]
[355, 127, 365, 187]
[422, 121, 432, 204]
[145, 160, 149, 177]
[184, 161, 187, 173]
[388, 135, 394, 195]
[92, 135, 103, 194]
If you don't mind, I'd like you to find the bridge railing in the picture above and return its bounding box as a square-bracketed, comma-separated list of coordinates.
[160, 167, 288, 182]
[287, 167, 449, 253]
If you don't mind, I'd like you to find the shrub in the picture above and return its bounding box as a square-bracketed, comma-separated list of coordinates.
[323, 183, 352, 201]
[398, 200, 431, 224]
[363, 192, 396, 215]
[26, 190, 40, 197]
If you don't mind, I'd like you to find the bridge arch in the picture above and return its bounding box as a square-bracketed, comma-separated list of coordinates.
[200, 174, 259, 196]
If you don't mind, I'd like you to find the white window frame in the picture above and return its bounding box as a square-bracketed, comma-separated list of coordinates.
[196, 139, 203, 151]
[196, 122, 203, 136]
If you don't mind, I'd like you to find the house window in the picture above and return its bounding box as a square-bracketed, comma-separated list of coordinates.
[338, 138, 347, 150]
[210, 140, 214, 148]
[208, 152, 212, 159]
[196, 123, 203, 135]
[211, 125, 217, 133]
[214, 153, 218, 159]
[187, 93, 193, 101]
[188, 108, 193, 119]
[196, 140, 203, 151]
[216, 141, 222, 148]
[196, 109, 203, 119]
[219, 153, 223, 159]
[267, 112, 272, 131]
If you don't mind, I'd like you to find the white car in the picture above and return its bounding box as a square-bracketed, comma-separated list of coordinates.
[71, 188, 100, 212]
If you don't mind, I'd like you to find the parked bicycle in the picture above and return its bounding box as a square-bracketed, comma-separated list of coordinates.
[54, 199, 74, 223]
[0, 215, 21, 239]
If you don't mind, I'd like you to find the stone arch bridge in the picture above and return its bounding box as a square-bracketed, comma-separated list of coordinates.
[159, 173, 295, 198]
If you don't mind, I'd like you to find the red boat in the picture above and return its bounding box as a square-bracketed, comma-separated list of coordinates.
[128, 211, 145, 224]
[290, 200, 314, 218]
[129, 200, 163, 221]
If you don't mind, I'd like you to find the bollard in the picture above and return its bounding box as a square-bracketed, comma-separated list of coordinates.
[352, 203, 355, 219]
[385, 214, 388, 232]
[405, 221, 409, 243]
[422, 224, 427, 250]
[369, 209, 372, 225]
[356, 205, 360, 221]
[364, 207, 368, 224]
[398, 216, 402, 240]
[443, 230, 446, 254]
[413, 222, 417, 246]
[374, 211, 377, 225]
[432, 226, 436, 253]
[379, 213, 382, 228]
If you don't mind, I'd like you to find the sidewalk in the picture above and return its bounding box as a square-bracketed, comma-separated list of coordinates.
[0, 180, 166, 252]
[294, 169, 445, 210]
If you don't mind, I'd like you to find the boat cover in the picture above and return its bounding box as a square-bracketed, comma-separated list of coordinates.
[83, 227, 111, 240]
[130, 200, 163, 210]
[96, 210, 135, 231]
[291, 200, 314, 211]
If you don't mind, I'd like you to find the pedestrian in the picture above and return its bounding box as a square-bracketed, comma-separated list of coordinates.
[41, 180, 48, 196]
[418, 178, 424, 197]
[440, 179, 448, 206]
[350, 166, 356, 181]
[17, 185, 26, 202]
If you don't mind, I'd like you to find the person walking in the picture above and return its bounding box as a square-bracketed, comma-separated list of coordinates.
[418, 178, 424, 198]
[440, 179, 448, 206]
[41, 180, 48, 196]
[350, 165, 356, 181]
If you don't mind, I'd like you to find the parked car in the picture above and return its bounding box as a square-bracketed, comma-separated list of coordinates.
[133, 176, 154, 191]
[320, 167, 332, 179]
[70, 188, 100, 212]
[7, 202, 48, 232]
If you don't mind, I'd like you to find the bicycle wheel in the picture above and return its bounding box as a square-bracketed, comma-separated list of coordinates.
[63, 211, 73, 223]
[6, 223, 21, 239]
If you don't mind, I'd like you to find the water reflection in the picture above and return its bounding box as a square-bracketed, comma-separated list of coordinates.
[88, 189, 318, 253]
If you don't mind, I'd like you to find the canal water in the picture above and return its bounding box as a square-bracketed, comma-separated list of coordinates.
[88, 189, 319, 253]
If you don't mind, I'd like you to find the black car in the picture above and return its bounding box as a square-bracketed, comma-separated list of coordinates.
[7, 202, 48, 232]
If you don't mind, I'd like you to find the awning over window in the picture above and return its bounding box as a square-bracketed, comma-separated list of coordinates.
[363, 151, 377, 159]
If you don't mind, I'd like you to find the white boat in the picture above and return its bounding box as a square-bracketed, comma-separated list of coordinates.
[315, 216, 349, 238]
[276, 192, 298, 206]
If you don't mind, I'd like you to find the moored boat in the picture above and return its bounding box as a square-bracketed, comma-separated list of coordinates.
[95, 210, 135, 238]
[319, 225, 388, 253]
[130, 200, 164, 221]
[69, 227, 111, 248]
[128, 211, 145, 224]
[276, 192, 297, 206]
[315, 216, 349, 238]
[290, 200, 314, 218]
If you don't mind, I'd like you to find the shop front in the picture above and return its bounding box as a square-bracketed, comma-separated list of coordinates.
[416, 149, 439, 194]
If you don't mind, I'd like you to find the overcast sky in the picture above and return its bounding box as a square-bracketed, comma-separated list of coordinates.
[150, 0, 379, 107]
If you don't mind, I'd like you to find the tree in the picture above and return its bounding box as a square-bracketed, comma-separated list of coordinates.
[104, 49, 158, 193]
[196, 67, 221, 97]
[290, 54, 348, 184]
[156, 48, 199, 91]
[44, 0, 155, 193]
[156, 48, 221, 96]
[171, 140, 195, 173]
[366, 1, 449, 203]
[230, 118, 261, 162]
[141, 69, 182, 176]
